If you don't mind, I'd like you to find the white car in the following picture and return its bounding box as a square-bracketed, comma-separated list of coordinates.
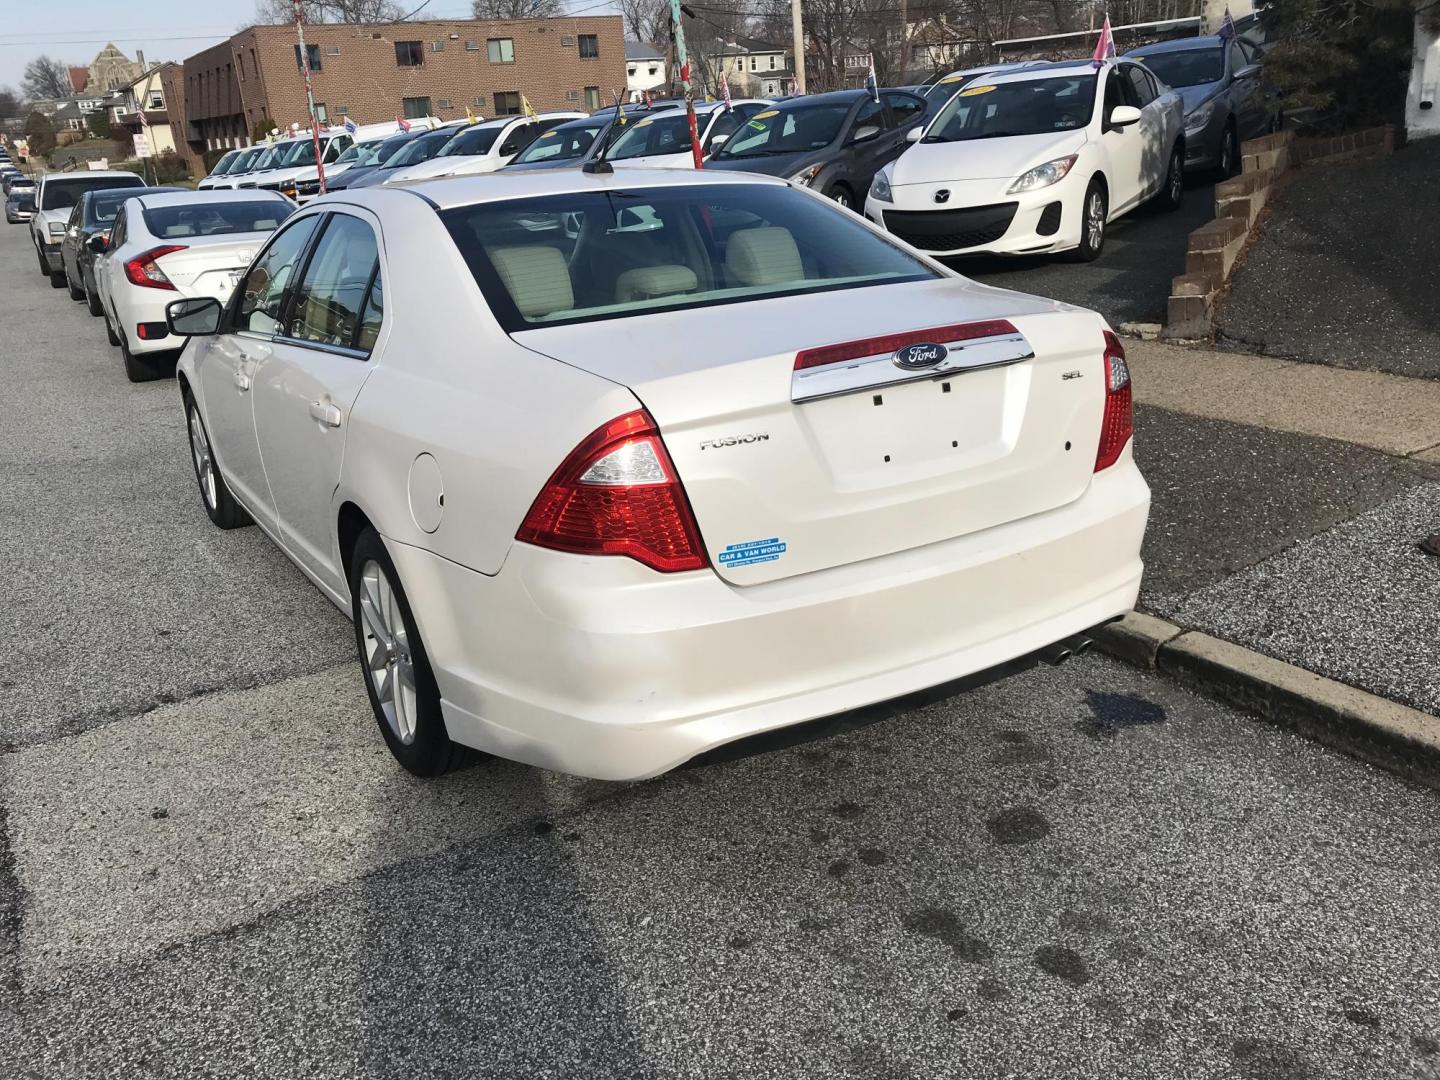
[865, 59, 1185, 261]
[164, 169, 1148, 781]
[602, 100, 772, 168]
[194, 148, 244, 190]
[31, 170, 145, 288]
[94, 189, 294, 382]
[241, 129, 357, 196]
[204, 143, 289, 190]
[292, 121, 418, 201]
[384, 113, 588, 184]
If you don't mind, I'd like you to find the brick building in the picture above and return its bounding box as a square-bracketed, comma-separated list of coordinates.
[180, 16, 625, 170]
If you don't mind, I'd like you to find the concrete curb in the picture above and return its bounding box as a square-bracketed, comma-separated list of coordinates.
[1093, 612, 1440, 789]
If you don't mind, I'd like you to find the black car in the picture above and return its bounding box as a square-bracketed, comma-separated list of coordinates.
[704, 89, 927, 208]
[336, 124, 467, 189]
[60, 185, 182, 311]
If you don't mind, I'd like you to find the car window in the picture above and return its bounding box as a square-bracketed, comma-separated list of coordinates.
[1124, 64, 1157, 106]
[1227, 40, 1248, 74]
[287, 213, 380, 350]
[704, 109, 745, 147]
[851, 98, 885, 135]
[882, 92, 926, 128]
[714, 104, 851, 157]
[442, 183, 936, 332]
[502, 119, 562, 156]
[67, 201, 82, 230]
[356, 274, 384, 352]
[89, 189, 140, 226]
[1237, 39, 1258, 64]
[511, 122, 602, 163]
[440, 124, 503, 158]
[41, 175, 143, 211]
[1102, 69, 1133, 119]
[235, 214, 322, 336]
[143, 200, 292, 238]
[110, 207, 127, 248]
[386, 130, 456, 167]
[606, 111, 708, 160]
[1134, 48, 1226, 88]
[928, 75, 1099, 142]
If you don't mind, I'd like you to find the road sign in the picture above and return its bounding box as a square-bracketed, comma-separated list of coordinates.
[134, 133, 152, 159]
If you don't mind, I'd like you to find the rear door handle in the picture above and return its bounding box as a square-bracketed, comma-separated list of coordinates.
[309, 400, 342, 428]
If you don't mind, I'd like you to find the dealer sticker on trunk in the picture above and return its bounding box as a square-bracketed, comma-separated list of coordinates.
[718, 537, 787, 568]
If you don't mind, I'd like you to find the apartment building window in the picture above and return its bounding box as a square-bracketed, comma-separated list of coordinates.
[584, 86, 601, 109]
[149, 91, 164, 108]
[395, 40, 424, 66]
[493, 91, 521, 115]
[402, 96, 431, 119]
[578, 34, 600, 59]
[295, 43, 322, 71]
[437, 98, 452, 110]
[431, 40, 444, 52]
[473, 94, 487, 108]
[465, 40, 480, 51]
[487, 38, 514, 63]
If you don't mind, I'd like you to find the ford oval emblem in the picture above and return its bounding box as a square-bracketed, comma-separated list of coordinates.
[893, 342, 949, 370]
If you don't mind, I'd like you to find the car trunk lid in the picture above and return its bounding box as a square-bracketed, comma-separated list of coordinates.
[155, 234, 268, 301]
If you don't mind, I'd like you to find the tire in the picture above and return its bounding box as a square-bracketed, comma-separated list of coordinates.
[35, 243, 49, 278]
[824, 183, 853, 209]
[1217, 123, 1239, 180]
[86, 285, 103, 316]
[49, 269, 67, 289]
[103, 310, 120, 346]
[1066, 180, 1108, 263]
[120, 332, 173, 383]
[1156, 142, 1185, 211]
[349, 526, 472, 777]
[183, 390, 252, 529]
[67, 271, 85, 301]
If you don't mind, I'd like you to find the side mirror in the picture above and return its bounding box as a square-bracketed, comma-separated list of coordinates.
[1108, 105, 1142, 129]
[166, 296, 223, 337]
[87, 234, 108, 253]
[906, 126, 923, 143]
[850, 124, 882, 144]
[1234, 64, 1261, 81]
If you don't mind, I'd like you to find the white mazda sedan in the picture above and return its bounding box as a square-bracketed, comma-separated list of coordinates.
[94, 189, 295, 382]
[864, 59, 1184, 261]
[165, 170, 1149, 781]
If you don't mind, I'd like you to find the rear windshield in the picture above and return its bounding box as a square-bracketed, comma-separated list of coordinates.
[1135, 48, 1226, 88]
[42, 175, 142, 211]
[142, 200, 293, 238]
[443, 183, 935, 332]
[511, 122, 603, 164]
[926, 74, 1097, 142]
[715, 104, 851, 158]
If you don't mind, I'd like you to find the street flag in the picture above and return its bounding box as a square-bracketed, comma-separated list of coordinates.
[643, 89, 653, 108]
[1092, 16, 1116, 66]
[343, 116, 358, 134]
[865, 59, 879, 102]
[396, 114, 411, 132]
[1217, 7, 1236, 40]
[521, 94, 539, 120]
[465, 105, 478, 125]
[721, 71, 732, 112]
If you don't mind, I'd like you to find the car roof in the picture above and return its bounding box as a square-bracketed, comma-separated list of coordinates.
[979, 59, 1122, 84]
[43, 170, 145, 183]
[355, 165, 787, 210]
[132, 189, 292, 210]
[1128, 35, 1226, 54]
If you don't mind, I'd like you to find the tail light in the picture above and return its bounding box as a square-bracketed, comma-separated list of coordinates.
[1095, 330, 1133, 472]
[124, 244, 186, 290]
[517, 409, 709, 573]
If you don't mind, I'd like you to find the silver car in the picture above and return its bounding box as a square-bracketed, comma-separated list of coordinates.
[1126, 34, 1270, 177]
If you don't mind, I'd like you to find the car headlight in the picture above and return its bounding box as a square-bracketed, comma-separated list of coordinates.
[788, 163, 823, 187]
[1185, 100, 1216, 133]
[870, 168, 893, 203]
[1006, 155, 1078, 195]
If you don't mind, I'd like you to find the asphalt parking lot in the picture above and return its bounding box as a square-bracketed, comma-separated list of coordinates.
[4, 216, 1440, 1079]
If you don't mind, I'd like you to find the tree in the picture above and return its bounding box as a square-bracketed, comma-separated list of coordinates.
[22, 56, 72, 102]
[88, 108, 112, 139]
[254, 0, 407, 22]
[620, 0, 671, 46]
[24, 110, 57, 158]
[0, 87, 23, 120]
[470, 0, 566, 18]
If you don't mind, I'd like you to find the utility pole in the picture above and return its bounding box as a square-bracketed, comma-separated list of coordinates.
[292, 0, 327, 195]
[790, 0, 806, 94]
[670, 0, 704, 168]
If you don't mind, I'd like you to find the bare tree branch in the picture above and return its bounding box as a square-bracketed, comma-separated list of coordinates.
[21, 57, 73, 102]
[470, 0, 567, 18]
[254, 0, 409, 23]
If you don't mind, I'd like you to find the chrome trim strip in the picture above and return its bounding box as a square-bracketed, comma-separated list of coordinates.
[790, 331, 1034, 403]
[273, 335, 370, 360]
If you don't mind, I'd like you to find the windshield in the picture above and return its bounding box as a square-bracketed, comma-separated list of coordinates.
[385, 130, 454, 168]
[229, 149, 262, 172]
[278, 139, 319, 167]
[209, 151, 241, 176]
[443, 184, 934, 331]
[337, 137, 388, 166]
[1134, 48, 1226, 88]
[142, 200, 293, 238]
[41, 175, 142, 211]
[716, 104, 850, 158]
[926, 74, 1097, 142]
[439, 125, 503, 157]
[605, 111, 713, 160]
[250, 145, 287, 170]
[512, 122, 603, 163]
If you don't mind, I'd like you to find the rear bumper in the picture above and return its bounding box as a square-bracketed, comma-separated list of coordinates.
[388, 451, 1150, 781]
[112, 285, 176, 354]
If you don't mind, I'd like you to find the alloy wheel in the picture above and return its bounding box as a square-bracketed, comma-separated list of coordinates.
[187, 403, 217, 510]
[357, 560, 418, 746]
[1169, 152, 1184, 202]
[1086, 191, 1105, 250]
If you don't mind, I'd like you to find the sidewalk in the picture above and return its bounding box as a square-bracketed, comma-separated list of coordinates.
[1123, 339, 1440, 717]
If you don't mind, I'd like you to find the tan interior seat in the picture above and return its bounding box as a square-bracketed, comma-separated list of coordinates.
[725, 226, 803, 287]
[487, 245, 574, 319]
[615, 264, 698, 303]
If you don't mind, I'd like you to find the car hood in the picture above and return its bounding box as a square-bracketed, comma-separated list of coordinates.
[890, 130, 1088, 186]
[35, 207, 69, 230]
[388, 156, 469, 182]
[1178, 83, 1223, 113]
[325, 165, 378, 189]
[504, 157, 585, 173]
[705, 148, 828, 179]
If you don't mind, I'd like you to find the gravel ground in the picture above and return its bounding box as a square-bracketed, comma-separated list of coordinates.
[1217, 139, 1440, 379]
[1156, 482, 1440, 716]
[965, 177, 1215, 328]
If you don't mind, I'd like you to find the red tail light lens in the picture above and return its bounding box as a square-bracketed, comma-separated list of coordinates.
[1095, 330, 1133, 472]
[124, 244, 186, 290]
[794, 319, 1019, 371]
[517, 409, 709, 573]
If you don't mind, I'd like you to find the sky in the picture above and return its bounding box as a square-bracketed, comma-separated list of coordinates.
[0, 0, 618, 92]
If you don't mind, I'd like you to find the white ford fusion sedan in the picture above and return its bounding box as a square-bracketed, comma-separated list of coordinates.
[165, 169, 1149, 781]
[864, 59, 1184, 261]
